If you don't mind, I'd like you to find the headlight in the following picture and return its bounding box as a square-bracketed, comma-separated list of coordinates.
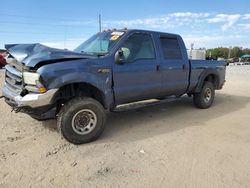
[23, 72, 47, 93]
[23, 72, 40, 85]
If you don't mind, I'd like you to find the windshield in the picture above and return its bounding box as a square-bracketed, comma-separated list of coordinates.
[74, 31, 125, 55]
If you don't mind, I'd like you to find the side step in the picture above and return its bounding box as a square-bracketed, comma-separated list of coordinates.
[112, 96, 182, 112]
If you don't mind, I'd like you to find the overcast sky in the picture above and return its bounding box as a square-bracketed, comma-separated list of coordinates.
[0, 0, 249, 50]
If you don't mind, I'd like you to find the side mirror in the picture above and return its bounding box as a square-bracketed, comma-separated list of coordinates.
[115, 49, 125, 64]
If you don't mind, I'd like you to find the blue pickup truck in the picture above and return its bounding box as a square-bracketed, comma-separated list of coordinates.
[2, 29, 226, 144]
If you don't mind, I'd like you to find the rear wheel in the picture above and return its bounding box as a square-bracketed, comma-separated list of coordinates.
[193, 81, 215, 109]
[57, 97, 106, 144]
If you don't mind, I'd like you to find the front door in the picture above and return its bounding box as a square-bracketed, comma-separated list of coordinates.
[113, 33, 161, 105]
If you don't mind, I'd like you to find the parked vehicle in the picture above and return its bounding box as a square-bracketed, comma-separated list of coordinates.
[0, 50, 7, 68]
[1, 29, 226, 144]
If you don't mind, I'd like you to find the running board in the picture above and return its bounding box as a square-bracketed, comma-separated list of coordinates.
[112, 96, 182, 112]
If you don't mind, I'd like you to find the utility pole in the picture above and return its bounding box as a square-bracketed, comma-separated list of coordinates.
[189, 43, 194, 59]
[228, 46, 232, 59]
[99, 14, 102, 32]
[64, 26, 67, 50]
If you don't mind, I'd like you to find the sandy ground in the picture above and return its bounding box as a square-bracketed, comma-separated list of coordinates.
[0, 65, 250, 188]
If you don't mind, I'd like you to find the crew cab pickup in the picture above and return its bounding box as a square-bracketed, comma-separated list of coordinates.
[2, 29, 226, 144]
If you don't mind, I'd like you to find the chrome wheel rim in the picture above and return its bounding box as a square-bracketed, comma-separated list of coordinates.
[71, 109, 97, 135]
[204, 88, 212, 103]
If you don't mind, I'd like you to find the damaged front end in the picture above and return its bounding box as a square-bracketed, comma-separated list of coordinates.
[5, 43, 90, 68]
[2, 43, 88, 119]
[3, 63, 59, 119]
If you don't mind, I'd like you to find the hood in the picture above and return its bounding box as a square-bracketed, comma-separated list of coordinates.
[5, 43, 94, 68]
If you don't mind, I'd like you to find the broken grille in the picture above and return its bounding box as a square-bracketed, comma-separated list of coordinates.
[5, 65, 23, 94]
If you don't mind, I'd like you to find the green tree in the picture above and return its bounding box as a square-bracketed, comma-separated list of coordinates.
[242, 48, 250, 55]
[206, 46, 250, 59]
[206, 47, 228, 59]
[230, 47, 242, 58]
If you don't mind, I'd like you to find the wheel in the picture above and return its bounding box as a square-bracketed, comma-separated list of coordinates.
[57, 97, 106, 144]
[193, 81, 215, 109]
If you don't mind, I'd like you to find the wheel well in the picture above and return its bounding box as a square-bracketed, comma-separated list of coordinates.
[204, 74, 219, 88]
[53, 82, 106, 111]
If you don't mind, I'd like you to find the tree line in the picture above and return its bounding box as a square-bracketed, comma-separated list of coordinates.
[206, 47, 250, 59]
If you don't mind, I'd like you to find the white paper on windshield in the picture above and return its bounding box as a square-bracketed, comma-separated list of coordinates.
[111, 31, 124, 36]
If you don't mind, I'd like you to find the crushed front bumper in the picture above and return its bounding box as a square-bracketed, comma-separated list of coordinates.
[2, 85, 58, 119]
[2, 85, 58, 108]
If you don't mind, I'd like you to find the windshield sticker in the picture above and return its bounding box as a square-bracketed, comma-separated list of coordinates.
[110, 35, 120, 41]
[111, 31, 124, 36]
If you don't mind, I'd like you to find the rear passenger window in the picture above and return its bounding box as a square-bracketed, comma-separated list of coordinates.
[160, 38, 182, 60]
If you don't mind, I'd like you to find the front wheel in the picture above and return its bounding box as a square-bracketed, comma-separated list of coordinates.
[193, 81, 215, 109]
[57, 97, 106, 144]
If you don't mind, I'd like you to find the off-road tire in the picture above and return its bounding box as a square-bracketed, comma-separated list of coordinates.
[57, 97, 106, 144]
[193, 81, 215, 109]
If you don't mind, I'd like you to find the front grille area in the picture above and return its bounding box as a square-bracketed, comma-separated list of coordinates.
[5, 65, 23, 94]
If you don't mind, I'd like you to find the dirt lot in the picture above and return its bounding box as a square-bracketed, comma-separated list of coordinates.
[0, 65, 250, 188]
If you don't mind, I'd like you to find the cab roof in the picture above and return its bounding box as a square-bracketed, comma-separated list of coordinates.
[103, 28, 180, 38]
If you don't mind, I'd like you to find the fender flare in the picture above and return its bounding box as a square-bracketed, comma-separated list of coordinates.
[45, 72, 114, 110]
[194, 68, 220, 93]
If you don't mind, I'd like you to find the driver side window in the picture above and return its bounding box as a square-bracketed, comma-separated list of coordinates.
[120, 33, 156, 62]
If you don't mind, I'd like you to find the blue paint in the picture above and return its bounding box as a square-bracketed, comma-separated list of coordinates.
[5, 29, 226, 111]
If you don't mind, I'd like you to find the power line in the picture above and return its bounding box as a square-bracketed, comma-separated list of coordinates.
[0, 30, 66, 35]
[0, 21, 67, 27]
[0, 20, 96, 28]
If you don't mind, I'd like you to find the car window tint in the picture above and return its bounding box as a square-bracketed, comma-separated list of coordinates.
[160, 38, 182, 60]
[121, 33, 156, 62]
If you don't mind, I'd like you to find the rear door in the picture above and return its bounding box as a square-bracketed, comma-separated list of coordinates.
[159, 36, 189, 96]
[112, 32, 161, 105]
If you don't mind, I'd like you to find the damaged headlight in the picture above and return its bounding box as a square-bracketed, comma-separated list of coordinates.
[23, 72, 47, 93]
[23, 72, 40, 85]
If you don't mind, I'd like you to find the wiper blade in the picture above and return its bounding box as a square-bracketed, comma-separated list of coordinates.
[80, 51, 107, 57]
[97, 53, 106, 57]
[80, 51, 95, 55]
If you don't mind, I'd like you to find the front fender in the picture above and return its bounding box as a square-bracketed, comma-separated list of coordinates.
[37, 59, 114, 109]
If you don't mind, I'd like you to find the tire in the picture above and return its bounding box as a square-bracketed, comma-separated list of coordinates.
[193, 81, 215, 109]
[57, 97, 106, 144]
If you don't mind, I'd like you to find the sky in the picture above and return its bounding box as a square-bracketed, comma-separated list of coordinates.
[0, 0, 249, 50]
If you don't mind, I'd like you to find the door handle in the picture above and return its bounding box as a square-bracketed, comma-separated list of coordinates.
[156, 65, 160, 71]
[182, 64, 187, 70]
[98, 68, 110, 73]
